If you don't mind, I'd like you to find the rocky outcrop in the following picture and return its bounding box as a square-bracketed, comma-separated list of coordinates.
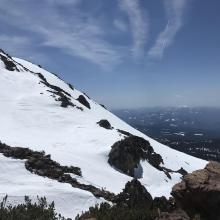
[99, 104, 107, 109]
[172, 161, 220, 220]
[0, 49, 19, 71]
[34, 71, 78, 109]
[108, 135, 164, 178]
[77, 95, 91, 109]
[117, 129, 132, 137]
[115, 179, 153, 209]
[97, 119, 112, 129]
[68, 83, 74, 90]
[0, 142, 115, 202]
[0, 142, 81, 178]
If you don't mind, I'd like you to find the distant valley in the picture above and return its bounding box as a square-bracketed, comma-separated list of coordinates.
[113, 107, 220, 162]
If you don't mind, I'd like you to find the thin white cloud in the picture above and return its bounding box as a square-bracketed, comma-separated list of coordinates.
[0, 35, 31, 56]
[119, 0, 149, 57]
[0, 0, 123, 68]
[41, 23, 122, 68]
[175, 94, 183, 98]
[114, 19, 127, 32]
[46, 0, 80, 5]
[0, 34, 49, 64]
[148, 0, 188, 59]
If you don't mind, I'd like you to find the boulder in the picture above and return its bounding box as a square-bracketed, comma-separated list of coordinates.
[172, 161, 220, 219]
[97, 119, 112, 129]
[108, 135, 164, 178]
[77, 95, 90, 109]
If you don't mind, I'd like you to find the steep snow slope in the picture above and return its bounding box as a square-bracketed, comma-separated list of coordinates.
[0, 50, 207, 218]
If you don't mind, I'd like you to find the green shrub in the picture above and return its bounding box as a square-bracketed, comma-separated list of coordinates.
[0, 195, 67, 220]
[76, 202, 158, 220]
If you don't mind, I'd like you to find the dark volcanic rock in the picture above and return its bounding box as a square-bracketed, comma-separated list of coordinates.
[0, 50, 18, 71]
[100, 104, 107, 109]
[172, 161, 220, 220]
[57, 92, 73, 108]
[116, 179, 153, 209]
[148, 152, 164, 169]
[68, 83, 74, 90]
[0, 142, 82, 178]
[117, 129, 132, 137]
[97, 119, 112, 129]
[176, 167, 188, 176]
[34, 71, 78, 109]
[108, 135, 164, 178]
[77, 95, 91, 109]
[0, 142, 115, 202]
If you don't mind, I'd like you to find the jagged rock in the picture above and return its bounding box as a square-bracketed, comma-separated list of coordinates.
[57, 93, 73, 108]
[0, 142, 82, 178]
[176, 167, 188, 176]
[0, 49, 18, 71]
[148, 152, 164, 169]
[108, 135, 164, 178]
[100, 104, 107, 109]
[117, 129, 132, 137]
[0, 142, 115, 202]
[77, 95, 91, 109]
[43, 81, 71, 97]
[68, 83, 74, 90]
[172, 161, 220, 220]
[35, 72, 47, 82]
[116, 179, 153, 209]
[83, 92, 90, 99]
[97, 119, 112, 129]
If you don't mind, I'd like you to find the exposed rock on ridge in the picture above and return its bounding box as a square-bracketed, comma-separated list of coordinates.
[0, 142, 115, 202]
[108, 135, 164, 178]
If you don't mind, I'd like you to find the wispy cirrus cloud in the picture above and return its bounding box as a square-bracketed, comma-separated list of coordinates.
[0, 0, 122, 68]
[119, 0, 149, 57]
[0, 34, 49, 64]
[114, 19, 127, 32]
[148, 0, 188, 59]
[45, 0, 80, 5]
[0, 35, 30, 54]
[0, 0, 191, 68]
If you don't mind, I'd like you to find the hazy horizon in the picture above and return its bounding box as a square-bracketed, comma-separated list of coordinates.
[111, 105, 220, 111]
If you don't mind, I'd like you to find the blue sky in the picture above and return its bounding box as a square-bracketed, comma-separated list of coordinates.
[0, 0, 219, 109]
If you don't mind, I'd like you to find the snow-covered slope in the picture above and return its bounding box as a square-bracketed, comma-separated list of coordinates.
[0, 49, 207, 218]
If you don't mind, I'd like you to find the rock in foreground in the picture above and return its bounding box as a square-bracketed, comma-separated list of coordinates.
[172, 161, 220, 220]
